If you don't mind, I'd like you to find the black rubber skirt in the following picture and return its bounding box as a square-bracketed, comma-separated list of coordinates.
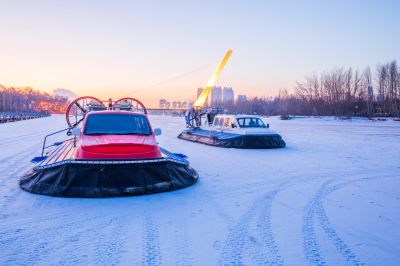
[178, 130, 286, 149]
[20, 159, 199, 198]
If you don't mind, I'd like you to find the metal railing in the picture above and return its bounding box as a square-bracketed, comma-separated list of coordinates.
[41, 127, 74, 156]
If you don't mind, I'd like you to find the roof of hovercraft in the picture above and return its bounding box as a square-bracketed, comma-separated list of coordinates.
[214, 114, 264, 119]
[85, 110, 148, 116]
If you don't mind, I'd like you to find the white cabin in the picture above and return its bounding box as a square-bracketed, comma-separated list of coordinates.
[202, 114, 277, 135]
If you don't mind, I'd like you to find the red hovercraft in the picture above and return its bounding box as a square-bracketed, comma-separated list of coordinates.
[20, 97, 199, 197]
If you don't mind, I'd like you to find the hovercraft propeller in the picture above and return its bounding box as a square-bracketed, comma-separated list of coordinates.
[66, 96, 105, 128]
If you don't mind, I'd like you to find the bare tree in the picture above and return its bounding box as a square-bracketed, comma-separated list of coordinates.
[389, 61, 400, 119]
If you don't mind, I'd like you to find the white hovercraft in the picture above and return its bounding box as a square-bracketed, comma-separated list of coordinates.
[178, 108, 286, 149]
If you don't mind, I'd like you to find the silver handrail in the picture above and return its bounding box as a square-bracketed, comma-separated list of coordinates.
[41, 127, 73, 156]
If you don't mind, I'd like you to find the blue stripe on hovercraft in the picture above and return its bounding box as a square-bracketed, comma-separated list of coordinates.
[159, 147, 190, 165]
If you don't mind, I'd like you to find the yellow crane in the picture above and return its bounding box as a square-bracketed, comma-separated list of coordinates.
[185, 50, 233, 128]
[193, 50, 233, 109]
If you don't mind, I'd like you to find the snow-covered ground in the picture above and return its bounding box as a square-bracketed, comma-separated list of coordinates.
[0, 115, 399, 265]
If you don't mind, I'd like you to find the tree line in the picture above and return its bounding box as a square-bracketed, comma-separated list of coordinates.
[225, 60, 400, 119]
[0, 85, 69, 113]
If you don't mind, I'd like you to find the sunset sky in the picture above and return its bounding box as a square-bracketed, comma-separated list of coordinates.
[1, 0, 399, 106]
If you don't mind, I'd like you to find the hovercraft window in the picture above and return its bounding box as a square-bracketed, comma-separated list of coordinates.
[84, 114, 151, 135]
[236, 118, 267, 128]
[224, 118, 231, 127]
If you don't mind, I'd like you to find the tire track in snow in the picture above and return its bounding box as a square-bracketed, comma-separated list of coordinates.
[174, 220, 194, 266]
[218, 169, 392, 265]
[0, 212, 105, 262]
[220, 200, 261, 265]
[93, 215, 128, 265]
[0, 211, 77, 247]
[221, 178, 299, 265]
[303, 180, 332, 266]
[220, 171, 347, 265]
[1, 213, 112, 265]
[253, 189, 285, 265]
[0, 140, 58, 211]
[303, 174, 399, 266]
[250, 177, 306, 265]
[142, 215, 162, 266]
[0, 143, 41, 211]
[56, 227, 94, 266]
[51, 216, 115, 266]
[201, 174, 261, 264]
[314, 201, 361, 266]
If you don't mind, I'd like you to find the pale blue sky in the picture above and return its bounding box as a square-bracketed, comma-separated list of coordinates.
[0, 0, 399, 105]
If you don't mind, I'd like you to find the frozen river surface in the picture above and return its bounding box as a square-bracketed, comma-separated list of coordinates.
[0, 115, 399, 265]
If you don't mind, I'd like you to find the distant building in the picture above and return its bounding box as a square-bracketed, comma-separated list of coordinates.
[159, 99, 190, 109]
[211, 87, 222, 106]
[211, 86, 223, 106]
[237, 94, 247, 103]
[159, 99, 167, 108]
[195, 86, 235, 107]
[223, 87, 234, 105]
